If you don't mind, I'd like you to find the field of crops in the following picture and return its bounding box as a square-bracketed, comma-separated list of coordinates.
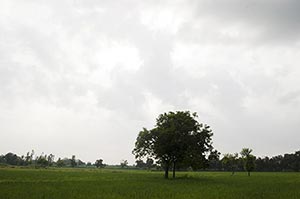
[0, 168, 299, 199]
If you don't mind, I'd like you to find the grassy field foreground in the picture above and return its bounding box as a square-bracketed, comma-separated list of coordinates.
[0, 168, 299, 199]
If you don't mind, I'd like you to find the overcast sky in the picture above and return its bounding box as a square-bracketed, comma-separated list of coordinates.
[1, 0, 300, 164]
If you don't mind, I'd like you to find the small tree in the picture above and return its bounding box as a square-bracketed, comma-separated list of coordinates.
[4, 152, 22, 165]
[24, 150, 34, 166]
[56, 158, 65, 167]
[120, 160, 128, 168]
[95, 159, 105, 168]
[222, 153, 238, 175]
[240, 148, 256, 176]
[36, 154, 48, 168]
[25, 152, 31, 165]
[47, 154, 55, 167]
[71, 155, 77, 168]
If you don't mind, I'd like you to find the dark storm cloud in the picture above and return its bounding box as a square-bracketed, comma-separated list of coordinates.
[178, 0, 300, 45]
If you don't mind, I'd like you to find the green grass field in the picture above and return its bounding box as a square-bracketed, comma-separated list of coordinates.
[0, 168, 299, 199]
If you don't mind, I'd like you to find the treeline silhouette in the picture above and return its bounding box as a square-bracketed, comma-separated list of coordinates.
[1, 150, 299, 172]
[207, 150, 300, 172]
[0, 150, 105, 168]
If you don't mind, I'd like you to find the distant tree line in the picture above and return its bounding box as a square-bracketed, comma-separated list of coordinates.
[208, 149, 300, 172]
[135, 158, 156, 170]
[0, 149, 299, 172]
[133, 149, 300, 174]
[0, 150, 106, 169]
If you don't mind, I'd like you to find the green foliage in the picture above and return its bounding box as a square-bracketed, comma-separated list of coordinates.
[0, 168, 300, 199]
[222, 153, 239, 175]
[24, 150, 34, 165]
[208, 150, 221, 170]
[36, 155, 48, 168]
[133, 111, 213, 178]
[255, 151, 300, 172]
[95, 159, 105, 168]
[135, 159, 145, 168]
[146, 158, 154, 170]
[56, 158, 65, 167]
[135, 158, 155, 170]
[240, 148, 256, 176]
[120, 160, 128, 168]
[3, 153, 23, 165]
[0, 155, 5, 164]
[71, 155, 77, 168]
[47, 154, 55, 166]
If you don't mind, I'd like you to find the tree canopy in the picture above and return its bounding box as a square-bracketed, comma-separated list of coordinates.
[222, 153, 238, 175]
[240, 148, 256, 176]
[133, 111, 213, 178]
[95, 159, 105, 168]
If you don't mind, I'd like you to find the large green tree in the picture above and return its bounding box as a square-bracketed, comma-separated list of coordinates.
[133, 111, 213, 178]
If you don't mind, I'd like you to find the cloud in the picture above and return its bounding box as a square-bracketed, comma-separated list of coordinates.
[0, 0, 300, 163]
[176, 0, 300, 45]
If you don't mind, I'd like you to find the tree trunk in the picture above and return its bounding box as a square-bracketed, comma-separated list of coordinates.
[248, 171, 250, 176]
[172, 161, 176, 178]
[164, 166, 169, 179]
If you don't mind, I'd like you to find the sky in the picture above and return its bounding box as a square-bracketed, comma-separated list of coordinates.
[0, 0, 300, 164]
